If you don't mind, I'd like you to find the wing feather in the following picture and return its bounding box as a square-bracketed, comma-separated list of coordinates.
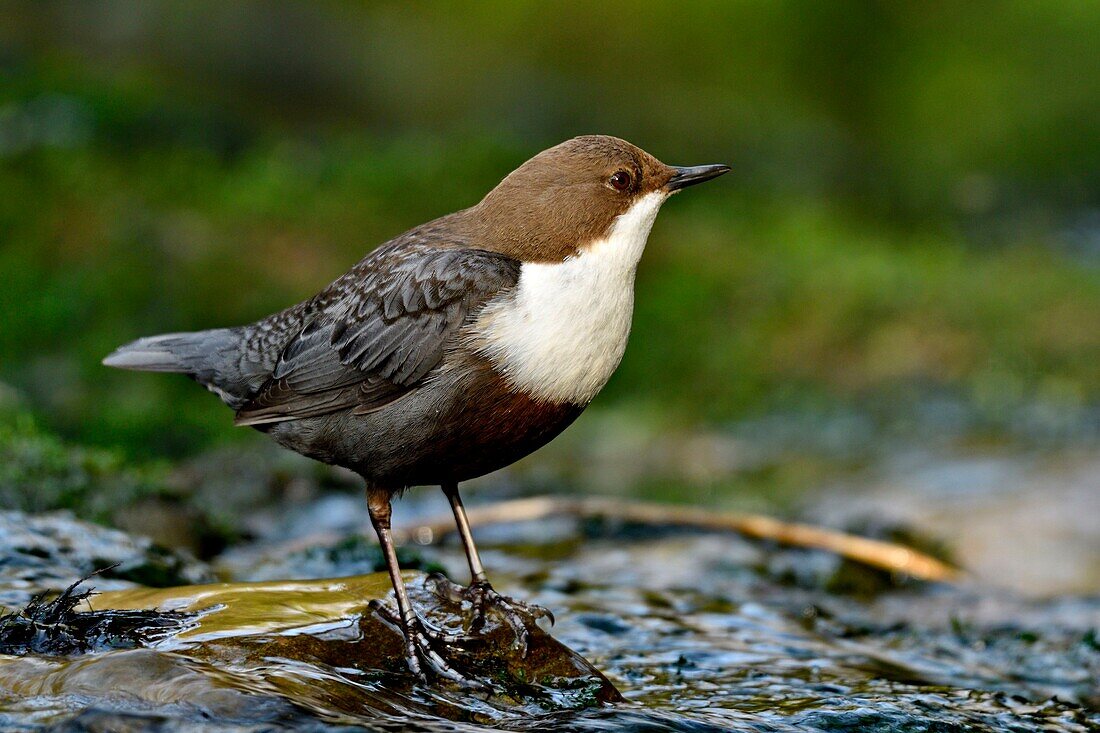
[234, 242, 519, 426]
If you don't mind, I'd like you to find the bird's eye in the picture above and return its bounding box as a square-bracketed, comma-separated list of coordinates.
[608, 171, 632, 191]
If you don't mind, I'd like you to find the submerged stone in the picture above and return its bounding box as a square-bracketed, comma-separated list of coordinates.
[0, 571, 617, 728]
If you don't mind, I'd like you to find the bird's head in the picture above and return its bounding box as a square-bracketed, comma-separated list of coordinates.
[470, 135, 728, 262]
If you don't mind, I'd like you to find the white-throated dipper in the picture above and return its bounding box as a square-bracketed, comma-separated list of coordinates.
[104, 135, 729, 683]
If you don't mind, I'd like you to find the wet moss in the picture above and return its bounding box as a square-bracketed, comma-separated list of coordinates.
[0, 575, 196, 655]
[0, 413, 170, 522]
[0, 414, 240, 557]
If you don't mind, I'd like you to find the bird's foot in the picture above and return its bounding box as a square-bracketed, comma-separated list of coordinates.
[426, 573, 553, 657]
[368, 600, 487, 689]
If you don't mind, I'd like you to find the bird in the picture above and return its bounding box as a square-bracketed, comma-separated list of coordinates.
[103, 135, 729, 683]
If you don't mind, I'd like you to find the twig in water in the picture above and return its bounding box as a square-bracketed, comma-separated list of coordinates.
[397, 496, 960, 583]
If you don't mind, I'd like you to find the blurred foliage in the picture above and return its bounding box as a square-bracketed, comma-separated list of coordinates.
[0, 409, 170, 520]
[0, 407, 247, 556]
[0, 1, 1097, 461]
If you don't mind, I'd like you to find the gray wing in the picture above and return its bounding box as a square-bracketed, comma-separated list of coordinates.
[234, 244, 520, 426]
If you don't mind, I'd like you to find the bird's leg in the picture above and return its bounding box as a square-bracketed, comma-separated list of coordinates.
[366, 485, 478, 686]
[443, 480, 488, 585]
[438, 482, 553, 655]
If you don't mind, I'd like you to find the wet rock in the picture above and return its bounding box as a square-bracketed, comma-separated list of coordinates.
[0, 571, 618, 730]
[89, 573, 620, 711]
[0, 511, 213, 608]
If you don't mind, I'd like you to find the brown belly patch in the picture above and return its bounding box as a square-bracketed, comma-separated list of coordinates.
[407, 364, 584, 485]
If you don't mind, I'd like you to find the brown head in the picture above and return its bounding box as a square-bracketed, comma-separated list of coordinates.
[464, 135, 728, 262]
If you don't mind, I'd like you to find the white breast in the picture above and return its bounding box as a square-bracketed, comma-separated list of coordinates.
[472, 191, 668, 405]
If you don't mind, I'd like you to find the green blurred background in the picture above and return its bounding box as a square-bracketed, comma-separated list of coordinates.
[1, 2, 1097, 502]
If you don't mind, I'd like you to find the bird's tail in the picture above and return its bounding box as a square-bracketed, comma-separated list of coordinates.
[103, 328, 252, 408]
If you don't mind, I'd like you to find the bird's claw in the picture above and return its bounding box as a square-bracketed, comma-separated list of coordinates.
[425, 573, 553, 657]
[368, 599, 481, 646]
[368, 600, 488, 689]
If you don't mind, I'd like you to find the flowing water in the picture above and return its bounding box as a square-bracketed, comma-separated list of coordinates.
[0, 506, 1096, 732]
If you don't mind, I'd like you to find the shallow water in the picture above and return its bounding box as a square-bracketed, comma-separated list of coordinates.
[0, 510, 1096, 732]
[503, 533, 1098, 732]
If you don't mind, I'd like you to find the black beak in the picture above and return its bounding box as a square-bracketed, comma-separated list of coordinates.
[666, 164, 731, 192]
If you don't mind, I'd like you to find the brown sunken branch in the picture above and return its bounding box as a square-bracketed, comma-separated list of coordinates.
[397, 496, 960, 583]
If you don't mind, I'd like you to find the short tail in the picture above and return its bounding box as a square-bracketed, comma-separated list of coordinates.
[103, 328, 252, 408]
[103, 330, 225, 372]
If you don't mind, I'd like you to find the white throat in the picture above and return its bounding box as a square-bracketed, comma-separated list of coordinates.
[473, 191, 668, 404]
